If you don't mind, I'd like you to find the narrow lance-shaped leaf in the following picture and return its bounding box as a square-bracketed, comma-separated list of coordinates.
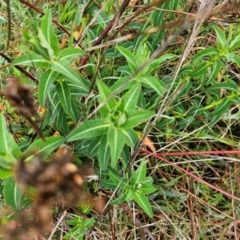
[98, 135, 110, 170]
[51, 59, 89, 92]
[38, 28, 54, 59]
[212, 25, 227, 49]
[121, 83, 140, 112]
[0, 168, 12, 179]
[122, 129, 138, 148]
[131, 160, 147, 185]
[193, 47, 219, 62]
[67, 119, 110, 142]
[209, 98, 231, 125]
[148, 53, 176, 74]
[11, 53, 51, 68]
[41, 10, 59, 56]
[207, 81, 238, 93]
[139, 76, 166, 96]
[56, 81, 72, 115]
[140, 183, 157, 195]
[0, 153, 16, 170]
[133, 192, 153, 218]
[110, 191, 128, 205]
[230, 53, 240, 67]
[24, 136, 65, 161]
[108, 167, 128, 189]
[107, 126, 125, 167]
[3, 177, 23, 210]
[59, 48, 86, 62]
[38, 70, 58, 107]
[96, 80, 117, 118]
[55, 106, 69, 135]
[211, 98, 231, 117]
[87, 138, 100, 157]
[117, 46, 137, 72]
[0, 113, 22, 160]
[121, 110, 154, 129]
[207, 60, 223, 84]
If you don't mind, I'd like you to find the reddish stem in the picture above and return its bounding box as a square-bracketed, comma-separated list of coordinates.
[20, 0, 70, 36]
[79, 0, 130, 70]
[142, 148, 240, 202]
[159, 150, 240, 157]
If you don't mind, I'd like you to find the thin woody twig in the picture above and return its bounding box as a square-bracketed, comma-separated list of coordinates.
[130, 0, 218, 164]
[47, 211, 67, 240]
[79, 0, 130, 70]
[19, 0, 70, 36]
[0, 53, 38, 84]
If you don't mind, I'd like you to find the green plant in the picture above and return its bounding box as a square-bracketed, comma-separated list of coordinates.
[1, 0, 240, 239]
[106, 160, 157, 217]
[12, 11, 89, 134]
[64, 216, 94, 240]
[67, 80, 154, 169]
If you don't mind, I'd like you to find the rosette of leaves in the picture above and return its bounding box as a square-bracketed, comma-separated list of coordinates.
[67, 80, 154, 170]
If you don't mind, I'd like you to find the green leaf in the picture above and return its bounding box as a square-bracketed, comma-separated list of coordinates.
[110, 76, 134, 92]
[229, 36, 240, 51]
[0, 113, 22, 160]
[147, 54, 176, 74]
[38, 28, 54, 59]
[188, 105, 205, 116]
[117, 46, 137, 72]
[67, 119, 109, 142]
[29, 37, 50, 59]
[212, 25, 227, 49]
[41, 10, 58, 56]
[178, 79, 192, 98]
[98, 135, 110, 170]
[131, 160, 147, 185]
[142, 176, 154, 185]
[39, 70, 58, 107]
[125, 190, 135, 201]
[121, 84, 140, 112]
[107, 126, 125, 167]
[138, 76, 166, 96]
[108, 168, 121, 185]
[190, 63, 208, 78]
[211, 98, 231, 118]
[0, 167, 12, 179]
[101, 178, 117, 189]
[3, 177, 23, 210]
[140, 183, 157, 195]
[207, 81, 238, 93]
[51, 59, 89, 92]
[110, 191, 128, 205]
[24, 136, 65, 161]
[193, 47, 219, 61]
[133, 192, 153, 218]
[55, 106, 69, 135]
[207, 60, 223, 84]
[59, 48, 86, 62]
[108, 167, 125, 187]
[56, 81, 72, 115]
[230, 53, 240, 66]
[69, 99, 79, 124]
[11, 53, 51, 68]
[150, 2, 166, 47]
[0, 152, 16, 170]
[48, 95, 61, 124]
[122, 110, 154, 129]
[87, 138, 100, 157]
[122, 129, 138, 148]
[96, 80, 117, 117]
